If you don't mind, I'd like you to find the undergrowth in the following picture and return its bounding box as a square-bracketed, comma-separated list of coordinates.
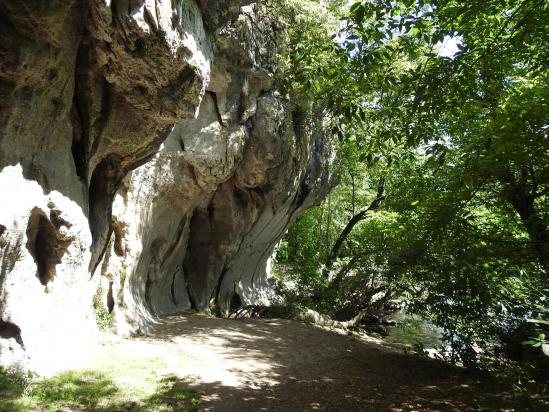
[93, 285, 114, 331]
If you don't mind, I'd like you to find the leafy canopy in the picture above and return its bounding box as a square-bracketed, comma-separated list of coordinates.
[273, 0, 549, 374]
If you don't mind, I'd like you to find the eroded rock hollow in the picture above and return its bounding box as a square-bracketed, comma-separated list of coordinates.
[0, 0, 331, 369]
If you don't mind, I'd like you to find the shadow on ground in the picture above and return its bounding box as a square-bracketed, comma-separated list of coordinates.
[1, 314, 547, 411]
[145, 315, 548, 411]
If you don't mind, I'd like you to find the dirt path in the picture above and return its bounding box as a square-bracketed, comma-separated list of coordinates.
[80, 314, 545, 412]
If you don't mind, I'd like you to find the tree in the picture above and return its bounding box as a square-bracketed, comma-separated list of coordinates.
[273, 0, 549, 375]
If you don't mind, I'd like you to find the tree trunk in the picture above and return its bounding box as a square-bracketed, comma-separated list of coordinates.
[326, 192, 332, 258]
[508, 193, 548, 268]
[500, 167, 548, 269]
[323, 177, 385, 275]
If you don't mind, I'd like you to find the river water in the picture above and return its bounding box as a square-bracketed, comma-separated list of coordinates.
[384, 310, 443, 350]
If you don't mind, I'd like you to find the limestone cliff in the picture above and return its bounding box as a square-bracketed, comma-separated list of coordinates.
[0, 1, 331, 370]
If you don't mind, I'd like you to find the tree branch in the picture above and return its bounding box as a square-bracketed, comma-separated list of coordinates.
[324, 177, 385, 275]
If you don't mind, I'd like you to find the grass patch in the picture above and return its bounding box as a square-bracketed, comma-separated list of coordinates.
[144, 375, 201, 412]
[0, 367, 201, 412]
[27, 370, 117, 411]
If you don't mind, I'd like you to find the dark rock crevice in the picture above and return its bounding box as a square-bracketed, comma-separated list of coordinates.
[0, 319, 24, 348]
[25, 207, 74, 288]
[0, 231, 22, 302]
[206, 90, 225, 127]
[170, 269, 178, 306]
[88, 155, 126, 274]
[107, 281, 115, 313]
[70, 2, 94, 182]
[183, 180, 264, 311]
[111, 217, 126, 257]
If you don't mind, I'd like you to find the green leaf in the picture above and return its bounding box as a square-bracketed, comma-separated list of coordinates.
[349, 1, 363, 13]
[527, 319, 549, 325]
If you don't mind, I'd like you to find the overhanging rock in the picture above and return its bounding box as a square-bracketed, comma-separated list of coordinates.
[0, 1, 333, 367]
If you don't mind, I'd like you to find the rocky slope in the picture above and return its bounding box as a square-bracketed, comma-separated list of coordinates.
[0, 0, 331, 369]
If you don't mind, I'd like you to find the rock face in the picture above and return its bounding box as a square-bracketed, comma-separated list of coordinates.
[0, 1, 332, 368]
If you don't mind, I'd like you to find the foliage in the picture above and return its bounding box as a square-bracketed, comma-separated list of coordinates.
[0, 366, 27, 393]
[93, 284, 114, 331]
[274, 158, 403, 317]
[273, 0, 549, 384]
[0, 366, 29, 412]
[524, 319, 549, 357]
